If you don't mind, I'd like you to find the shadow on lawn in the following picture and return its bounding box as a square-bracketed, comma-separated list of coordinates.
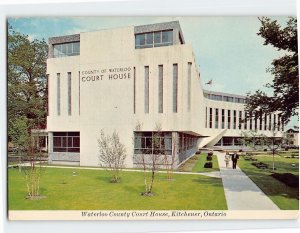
[242, 169, 299, 201]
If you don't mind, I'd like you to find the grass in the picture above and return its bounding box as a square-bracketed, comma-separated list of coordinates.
[192, 154, 220, 173]
[238, 152, 299, 210]
[178, 153, 219, 173]
[8, 167, 227, 210]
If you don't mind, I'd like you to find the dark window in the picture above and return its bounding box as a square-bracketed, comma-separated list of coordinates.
[238, 111, 242, 129]
[233, 110, 236, 129]
[209, 108, 213, 128]
[53, 132, 80, 152]
[215, 108, 219, 129]
[244, 112, 247, 130]
[221, 109, 225, 129]
[227, 110, 231, 129]
[205, 107, 208, 128]
[134, 132, 172, 155]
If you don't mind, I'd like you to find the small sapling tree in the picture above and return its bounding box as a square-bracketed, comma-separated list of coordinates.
[98, 130, 127, 183]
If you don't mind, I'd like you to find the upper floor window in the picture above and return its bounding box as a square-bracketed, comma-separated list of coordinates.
[53, 42, 80, 58]
[135, 30, 173, 49]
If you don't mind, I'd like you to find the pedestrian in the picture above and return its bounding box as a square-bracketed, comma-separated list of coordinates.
[231, 151, 239, 169]
[224, 151, 230, 168]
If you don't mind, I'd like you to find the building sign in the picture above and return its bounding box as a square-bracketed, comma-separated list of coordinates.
[81, 67, 132, 82]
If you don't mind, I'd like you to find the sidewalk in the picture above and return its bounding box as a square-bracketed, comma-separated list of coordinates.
[215, 151, 279, 210]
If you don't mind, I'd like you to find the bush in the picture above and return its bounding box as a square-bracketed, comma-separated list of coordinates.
[252, 162, 268, 169]
[239, 149, 243, 152]
[195, 150, 201, 155]
[207, 152, 213, 156]
[206, 156, 212, 161]
[271, 173, 299, 188]
[264, 148, 268, 151]
[204, 162, 213, 168]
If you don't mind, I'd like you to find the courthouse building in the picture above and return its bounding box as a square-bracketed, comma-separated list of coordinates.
[46, 21, 284, 167]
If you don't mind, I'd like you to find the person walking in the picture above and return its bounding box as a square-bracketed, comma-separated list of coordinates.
[224, 151, 230, 168]
[231, 151, 239, 169]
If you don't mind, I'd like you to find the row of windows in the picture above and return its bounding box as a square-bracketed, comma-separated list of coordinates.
[135, 30, 173, 49]
[215, 137, 282, 147]
[204, 93, 246, 104]
[53, 132, 80, 152]
[134, 132, 172, 155]
[53, 42, 80, 58]
[206, 108, 284, 131]
[141, 63, 192, 114]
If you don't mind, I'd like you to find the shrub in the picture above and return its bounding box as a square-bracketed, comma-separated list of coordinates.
[239, 149, 243, 152]
[204, 162, 213, 168]
[206, 156, 212, 161]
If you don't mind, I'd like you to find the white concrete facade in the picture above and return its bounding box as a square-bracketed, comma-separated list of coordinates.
[46, 21, 284, 167]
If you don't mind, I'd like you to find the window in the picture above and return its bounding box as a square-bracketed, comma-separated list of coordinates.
[244, 112, 247, 130]
[259, 111, 262, 130]
[158, 65, 163, 113]
[269, 114, 272, 131]
[233, 110, 236, 129]
[273, 114, 276, 131]
[134, 132, 172, 155]
[173, 64, 178, 113]
[53, 132, 80, 152]
[227, 110, 231, 129]
[223, 137, 233, 146]
[249, 112, 252, 130]
[238, 111, 242, 129]
[254, 112, 258, 130]
[209, 108, 213, 128]
[211, 94, 222, 101]
[215, 108, 219, 129]
[53, 42, 80, 58]
[57, 73, 60, 116]
[205, 107, 208, 128]
[68, 72, 71, 115]
[144, 66, 149, 113]
[221, 109, 225, 129]
[264, 113, 267, 131]
[135, 30, 173, 49]
[223, 96, 234, 102]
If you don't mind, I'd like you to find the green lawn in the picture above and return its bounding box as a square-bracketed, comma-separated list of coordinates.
[178, 153, 219, 173]
[238, 153, 299, 210]
[8, 167, 227, 210]
[192, 154, 220, 173]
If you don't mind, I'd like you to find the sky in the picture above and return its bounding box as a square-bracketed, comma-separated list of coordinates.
[7, 16, 298, 127]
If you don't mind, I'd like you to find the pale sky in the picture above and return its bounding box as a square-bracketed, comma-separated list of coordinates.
[8, 16, 298, 127]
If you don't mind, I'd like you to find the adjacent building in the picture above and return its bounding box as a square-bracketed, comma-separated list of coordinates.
[46, 21, 284, 167]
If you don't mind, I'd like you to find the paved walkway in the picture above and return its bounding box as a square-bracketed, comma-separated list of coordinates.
[215, 151, 279, 210]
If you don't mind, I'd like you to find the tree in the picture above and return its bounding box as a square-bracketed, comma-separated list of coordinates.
[239, 130, 267, 151]
[245, 17, 298, 124]
[8, 24, 48, 142]
[8, 25, 48, 199]
[133, 122, 165, 196]
[98, 130, 127, 183]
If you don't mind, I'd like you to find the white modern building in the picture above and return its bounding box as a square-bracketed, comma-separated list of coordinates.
[46, 21, 284, 167]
